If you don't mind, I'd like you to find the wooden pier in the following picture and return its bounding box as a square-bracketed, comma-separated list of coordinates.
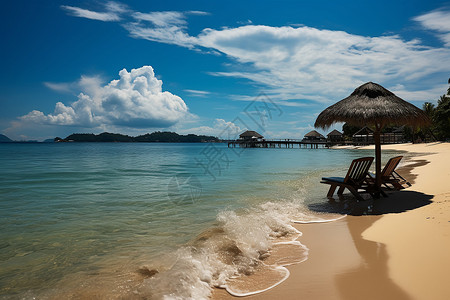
[227, 139, 330, 149]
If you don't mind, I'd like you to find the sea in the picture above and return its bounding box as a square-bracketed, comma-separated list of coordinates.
[0, 142, 405, 299]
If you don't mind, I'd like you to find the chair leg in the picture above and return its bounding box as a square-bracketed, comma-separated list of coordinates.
[347, 186, 364, 201]
[383, 183, 393, 190]
[337, 186, 345, 195]
[327, 185, 337, 198]
[391, 181, 404, 190]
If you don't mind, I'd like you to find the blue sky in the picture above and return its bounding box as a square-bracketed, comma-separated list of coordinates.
[1, 0, 449, 141]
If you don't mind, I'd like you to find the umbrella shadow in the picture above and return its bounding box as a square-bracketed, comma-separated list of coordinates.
[308, 189, 433, 216]
[326, 189, 433, 299]
[335, 217, 411, 300]
[370, 190, 433, 214]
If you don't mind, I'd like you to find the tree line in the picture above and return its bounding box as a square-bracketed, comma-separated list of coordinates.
[55, 131, 219, 143]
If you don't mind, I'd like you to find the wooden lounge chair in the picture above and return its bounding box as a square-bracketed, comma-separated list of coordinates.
[321, 157, 374, 201]
[366, 156, 411, 190]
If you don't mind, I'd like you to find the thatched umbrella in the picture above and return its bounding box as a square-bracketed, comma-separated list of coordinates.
[315, 82, 430, 192]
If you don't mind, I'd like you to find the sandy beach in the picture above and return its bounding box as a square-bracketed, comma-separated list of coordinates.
[212, 142, 450, 300]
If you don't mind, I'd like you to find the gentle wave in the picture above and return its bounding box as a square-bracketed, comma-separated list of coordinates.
[224, 265, 290, 297]
[137, 201, 345, 299]
[0, 143, 372, 299]
[292, 214, 347, 224]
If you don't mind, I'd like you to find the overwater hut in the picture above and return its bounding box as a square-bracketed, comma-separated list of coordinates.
[327, 129, 343, 143]
[382, 127, 405, 144]
[353, 126, 374, 145]
[303, 130, 326, 142]
[239, 130, 264, 141]
[353, 126, 405, 145]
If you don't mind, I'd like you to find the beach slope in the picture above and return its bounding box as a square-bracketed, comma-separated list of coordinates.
[362, 142, 450, 300]
[213, 142, 450, 300]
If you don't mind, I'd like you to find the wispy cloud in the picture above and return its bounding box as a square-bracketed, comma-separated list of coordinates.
[124, 10, 200, 48]
[184, 89, 211, 97]
[121, 17, 450, 103]
[44, 82, 73, 93]
[414, 9, 450, 46]
[61, 1, 127, 22]
[186, 11, 210, 16]
[62, 2, 450, 105]
[237, 19, 253, 25]
[197, 25, 450, 100]
[104, 1, 129, 14]
[132, 11, 187, 26]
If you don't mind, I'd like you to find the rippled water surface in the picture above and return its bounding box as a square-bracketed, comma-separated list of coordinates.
[0, 143, 403, 298]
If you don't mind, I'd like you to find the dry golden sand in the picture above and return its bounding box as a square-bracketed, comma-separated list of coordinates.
[362, 142, 450, 300]
[212, 142, 450, 300]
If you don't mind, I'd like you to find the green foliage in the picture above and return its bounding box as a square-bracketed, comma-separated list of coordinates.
[416, 88, 450, 142]
[422, 102, 435, 119]
[342, 123, 361, 138]
[433, 95, 450, 140]
[134, 131, 219, 142]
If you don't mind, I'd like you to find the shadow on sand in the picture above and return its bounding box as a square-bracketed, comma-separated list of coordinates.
[309, 189, 433, 216]
[335, 216, 411, 300]
[309, 190, 433, 299]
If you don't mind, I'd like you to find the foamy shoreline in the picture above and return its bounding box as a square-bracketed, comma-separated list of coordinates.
[213, 142, 450, 300]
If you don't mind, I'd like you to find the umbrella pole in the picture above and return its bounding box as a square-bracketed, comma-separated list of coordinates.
[374, 125, 382, 196]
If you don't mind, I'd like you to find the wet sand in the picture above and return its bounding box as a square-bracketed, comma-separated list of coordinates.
[212, 142, 450, 300]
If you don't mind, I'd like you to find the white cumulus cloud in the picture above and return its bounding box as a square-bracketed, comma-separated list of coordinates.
[177, 118, 243, 137]
[20, 66, 188, 128]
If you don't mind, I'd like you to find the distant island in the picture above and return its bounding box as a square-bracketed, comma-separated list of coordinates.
[55, 131, 220, 143]
[0, 134, 12, 143]
[0, 131, 220, 143]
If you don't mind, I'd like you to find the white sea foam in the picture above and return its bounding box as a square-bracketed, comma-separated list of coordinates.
[139, 200, 345, 299]
[224, 265, 290, 297]
[292, 214, 347, 224]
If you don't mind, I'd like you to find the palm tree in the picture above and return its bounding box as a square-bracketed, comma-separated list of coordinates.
[434, 94, 450, 140]
[422, 102, 435, 119]
[420, 102, 437, 141]
[438, 95, 448, 105]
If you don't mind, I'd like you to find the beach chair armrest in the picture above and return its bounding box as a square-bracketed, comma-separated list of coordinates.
[321, 177, 345, 183]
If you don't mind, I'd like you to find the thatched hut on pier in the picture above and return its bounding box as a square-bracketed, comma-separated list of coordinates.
[353, 126, 374, 145]
[303, 130, 326, 142]
[327, 129, 343, 143]
[239, 130, 264, 141]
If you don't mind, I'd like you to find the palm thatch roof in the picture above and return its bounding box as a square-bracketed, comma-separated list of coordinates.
[315, 82, 430, 129]
[327, 129, 343, 137]
[239, 130, 263, 138]
[304, 130, 325, 138]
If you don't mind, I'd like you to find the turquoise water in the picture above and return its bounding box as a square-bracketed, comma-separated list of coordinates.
[0, 143, 403, 298]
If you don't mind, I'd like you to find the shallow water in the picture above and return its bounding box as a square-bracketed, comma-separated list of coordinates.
[0, 143, 404, 299]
